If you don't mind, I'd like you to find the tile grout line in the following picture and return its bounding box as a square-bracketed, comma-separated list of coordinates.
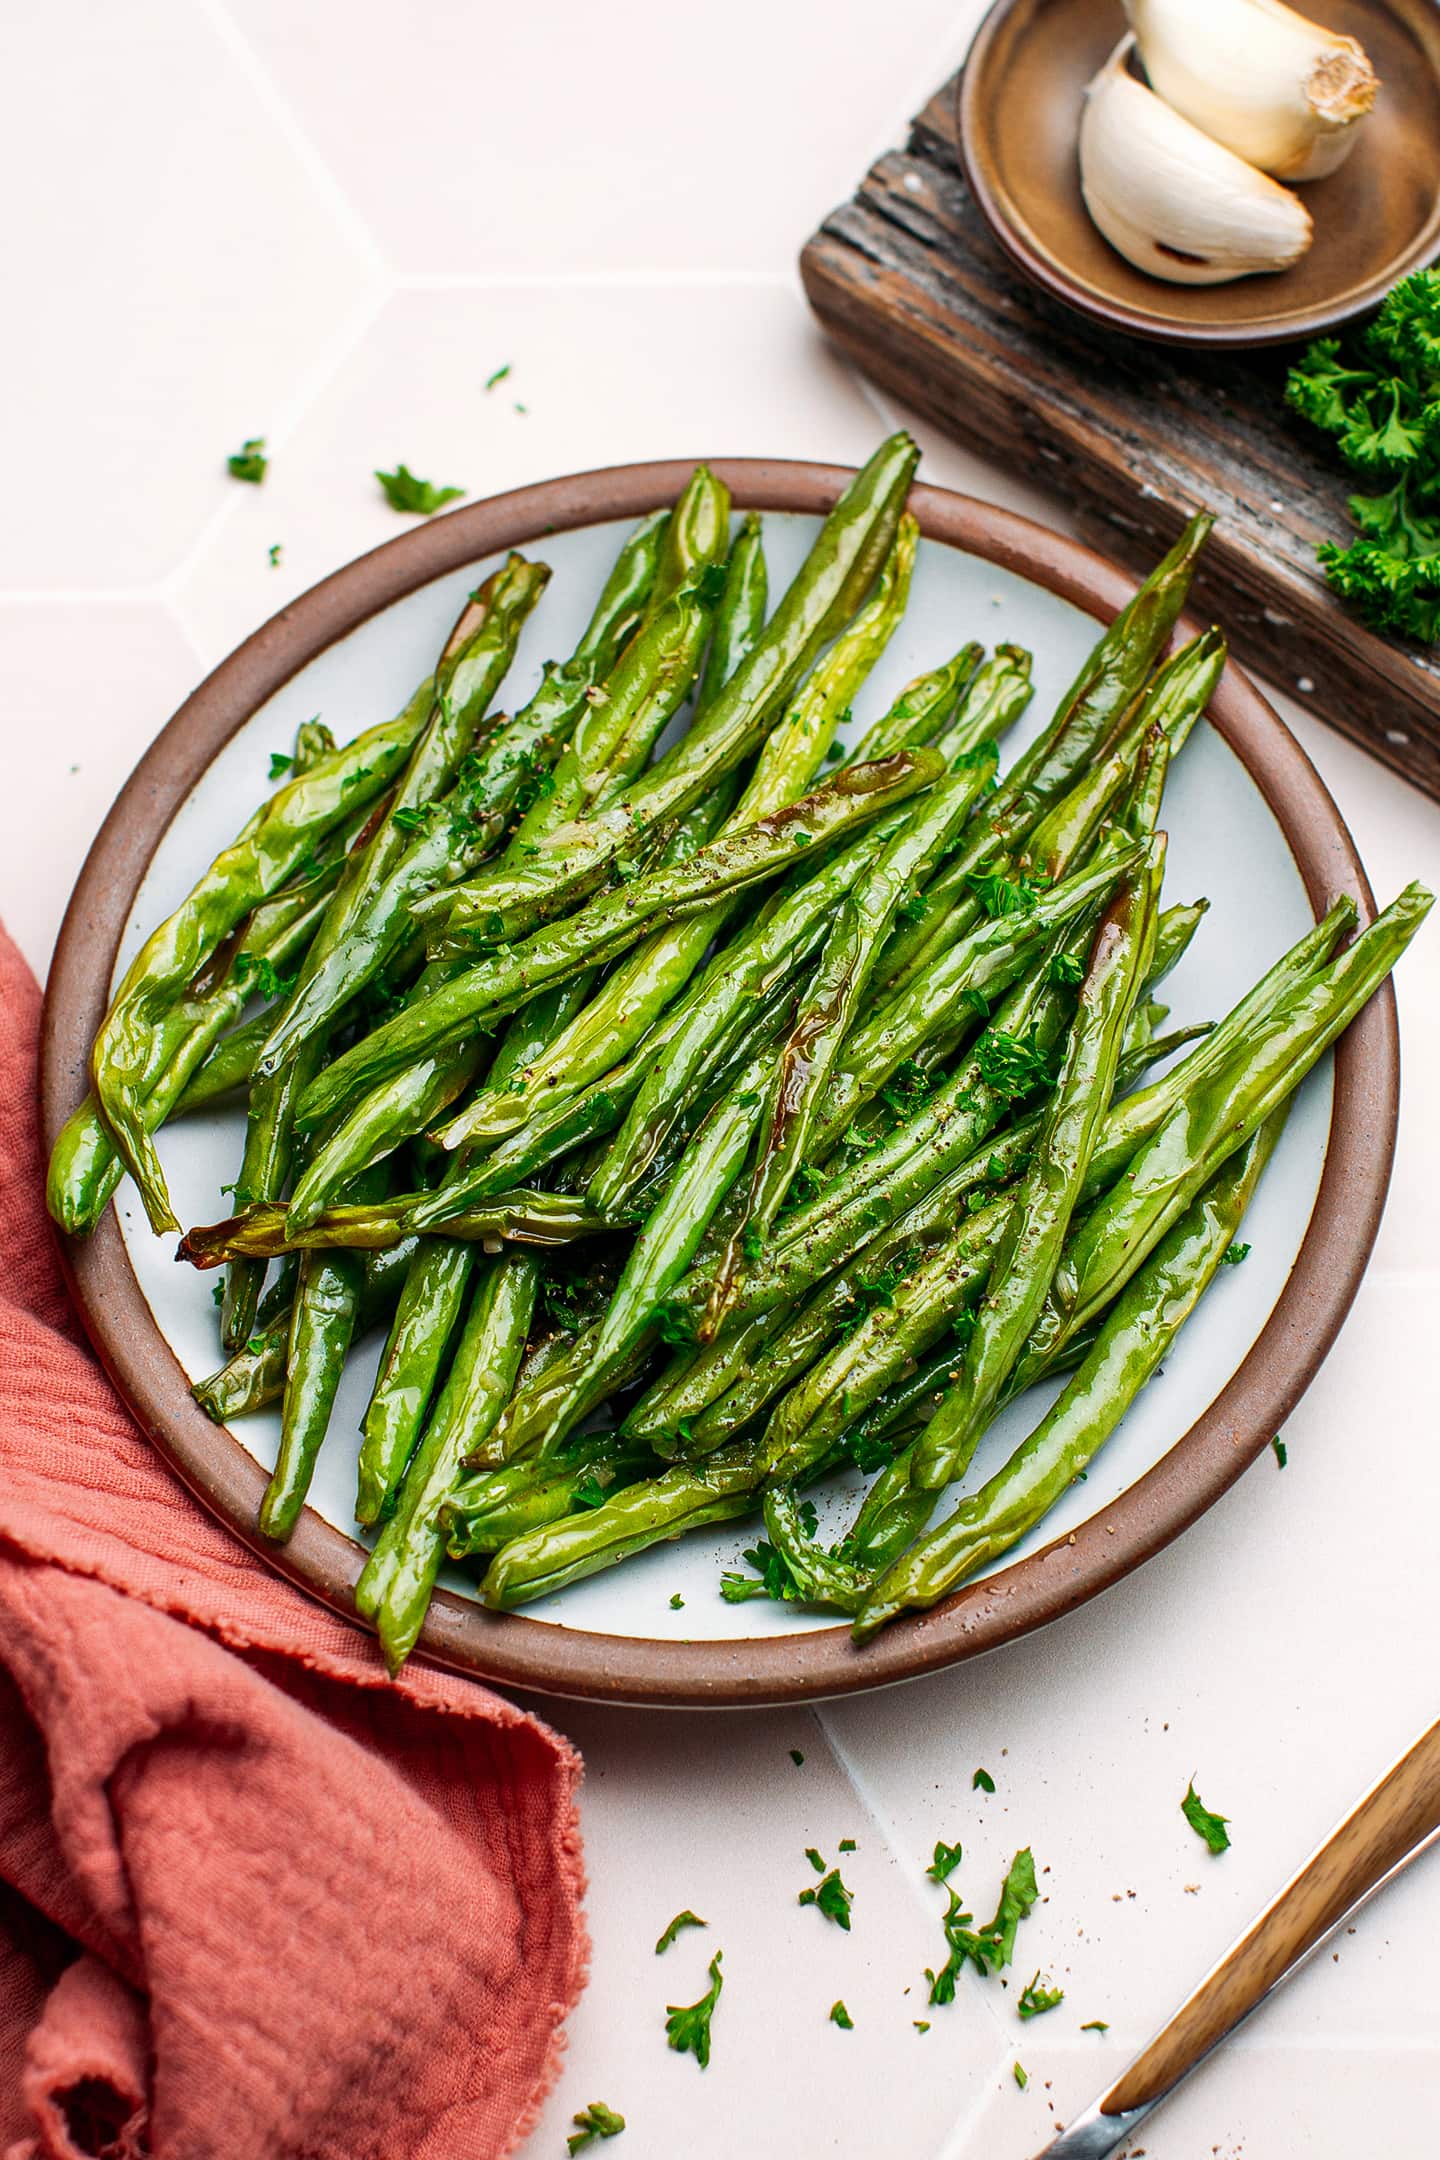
[193, 0, 388, 278]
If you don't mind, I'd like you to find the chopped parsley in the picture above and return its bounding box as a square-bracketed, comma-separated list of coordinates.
[664, 1949, 723, 2068]
[573, 1473, 607, 1510]
[391, 804, 431, 834]
[211, 1280, 225, 1308]
[829, 2000, 854, 2030]
[798, 1867, 853, 1931]
[895, 890, 928, 927]
[233, 951, 295, 1002]
[1047, 950, 1084, 986]
[227, 437, 267, 484]
[654, 1910, 707, 1955]
[375, 463, 466, 516]
[927, 1840, 963, 1884]
[1273, 1435, 1288, 1469]
[913, 2020, 931, 2034]
[838, 1838, 857, 1853]
[669, 1592, 685, 1609]
[1221, 1241, 1251, 1267]
[655, 1298, 697, 1348]
[268, 750, 294, 780]
[1182, 1781, 1231, 1854]
[965, 867, 1043, 919]
[268, 543, 283, 568]
[1012, 2061, 1028, 2090]
[719, 1539, 796, 1604]
[972, 1768, 996, 1794]
[974, 1029, 1052, 1100]
[960, 986, 990, 1020]
[1017, 1973, 1064, 2019]
[927, 1849, 1039, 2004]
[485, 364, 512, 390]
[789, 1749, 805, 1767]
[805, 1847, 826, 1873]
[567, 2100, 625, 2152]
[1081, 2019, 1109, 2034]
[740, 1223, 765, 1265]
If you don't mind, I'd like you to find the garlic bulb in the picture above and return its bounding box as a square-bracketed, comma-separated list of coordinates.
[1125, 0, 1378, 180]
[1080, 38, 1314, 285]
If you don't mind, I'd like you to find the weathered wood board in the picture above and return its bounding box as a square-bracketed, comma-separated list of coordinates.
[800, 71, 1440, 802]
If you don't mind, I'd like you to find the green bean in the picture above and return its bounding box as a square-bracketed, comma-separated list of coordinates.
[258, 1159, 390, 1542]
[758, 1200, 1012, 1484]
[47, 864, 342, 1238]
[708, 758, 997, 1323]
[357, 1252, 538, 1669]
[171, 1008, 273, 1113]
[907, 844, 1163, 1495]
[807, 835, 1143, 1158]
[177, 1185, 608, 1264]
[432, 434, 920, 944]
[440, 1437, 656, 1558]
[929, 647, 1034, 766]
[853, 1113, 1286, 1639]
[637, 466, 732, 629]
[356, 1239, 476, 1526]
[296, 748, 943, 1135]
[87, 660, 448, 1232]
[1148, 899, 1209, 987]
[842, 641, 983, 767]
[481, 1447, 760, 1611]
[1031, 882, 1433, 1355]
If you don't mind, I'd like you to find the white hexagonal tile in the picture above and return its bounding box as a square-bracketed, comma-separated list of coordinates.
[0, 601, 200, 974]
[225, 0, 971, 275]
[0, 0, 379, 588]
[172, 278, 890, 661]
[516, 1701, 1008, 2157]
[817, 1279, 1440, 2072]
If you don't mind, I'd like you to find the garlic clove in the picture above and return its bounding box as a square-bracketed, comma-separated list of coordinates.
[1080, 37, 1314, 285]
[1125, 0, 1378, 181]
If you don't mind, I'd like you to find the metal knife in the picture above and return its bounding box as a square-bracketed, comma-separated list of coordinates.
[1031, 1717, 1440, 2159]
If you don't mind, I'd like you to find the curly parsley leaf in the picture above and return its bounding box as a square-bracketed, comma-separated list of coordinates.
[568, 2100, 625, 2151]
[965, 867, 1044, 919]
[1221, 1240, 1251, 1267]
[654, 1909, 707, 1955]
[928, 1848, 1039, 2003]
[1182, 1780, 1232, 1854]
[798, 1867, 853, 1930]
[974, 1028, 1052, 1100]
[927, 1840, 963, 1883]
[1047, 949, 1085, 986]
[1017, 1972, 1064, 2019]
[665, 1949, 723, 2068]
[227, 437, 267, 484]
[1286, 272, 1440, 643]
[375, 463, 467, 517]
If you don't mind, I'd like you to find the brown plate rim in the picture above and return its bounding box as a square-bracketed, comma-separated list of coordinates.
[40, 457, 1398, 1708]
[957, 0, 1440, 350]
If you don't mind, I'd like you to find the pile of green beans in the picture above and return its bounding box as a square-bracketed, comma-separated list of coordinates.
[51, 434, 1431, 1670]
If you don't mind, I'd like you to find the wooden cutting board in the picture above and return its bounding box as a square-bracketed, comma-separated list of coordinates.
[801, 69, 1440, 803]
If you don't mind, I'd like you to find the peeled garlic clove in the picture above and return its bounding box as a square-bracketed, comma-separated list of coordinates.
[1080, 37, 1313, 285]
[1125, 0, 1377, 181]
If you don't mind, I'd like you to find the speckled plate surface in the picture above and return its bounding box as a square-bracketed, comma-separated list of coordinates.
[40, 460, 1397, 1704]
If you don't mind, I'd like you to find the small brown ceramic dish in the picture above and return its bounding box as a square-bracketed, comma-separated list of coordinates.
[41, 460, 1397, 1708]
[958, 0, 1440, 348]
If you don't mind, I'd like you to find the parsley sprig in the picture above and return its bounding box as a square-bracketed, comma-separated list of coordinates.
[375, 463, 466, 516]
[927, 1848, 1039, 2005]
[1287, 271, 1440, 642]
[1181, 1780, 1232, 1854]
[665, 1949, 723, 2068]
[568, 2100, 625, 2151]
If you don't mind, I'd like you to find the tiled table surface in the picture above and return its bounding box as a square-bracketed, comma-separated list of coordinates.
[5, 4, 1437, 2153]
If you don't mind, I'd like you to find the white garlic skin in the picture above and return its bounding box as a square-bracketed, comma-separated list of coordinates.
[1125, 0, 1378, 180]
[1080, 38, 1314, 285]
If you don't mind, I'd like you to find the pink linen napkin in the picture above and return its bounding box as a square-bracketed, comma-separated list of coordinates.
[0, 924, 587, 2160]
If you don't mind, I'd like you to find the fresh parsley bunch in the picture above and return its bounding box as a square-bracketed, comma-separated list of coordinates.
[1287, 270, 1440, 643]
